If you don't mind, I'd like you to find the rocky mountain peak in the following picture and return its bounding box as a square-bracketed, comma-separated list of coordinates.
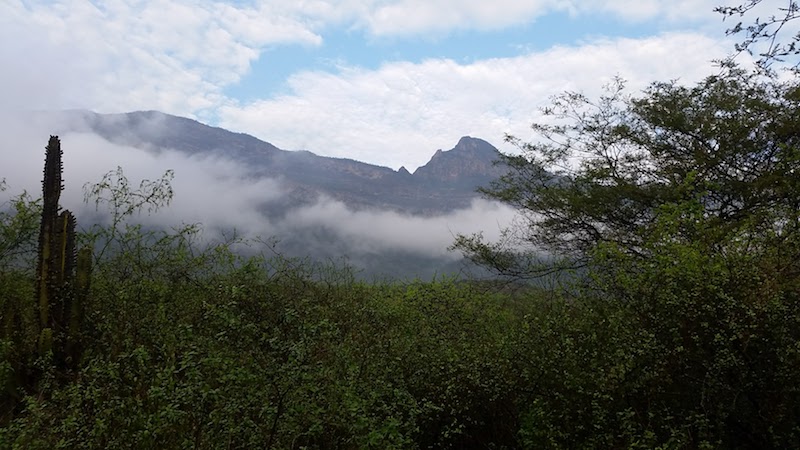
[454, 136, 498, 155]
[413, 136, 505, 184]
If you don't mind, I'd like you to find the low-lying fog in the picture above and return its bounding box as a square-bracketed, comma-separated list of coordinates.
[0, 112, 518, 279]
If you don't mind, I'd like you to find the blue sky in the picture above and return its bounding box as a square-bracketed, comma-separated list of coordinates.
[0, 1, 759, 171]
[227, 12, 658, 102]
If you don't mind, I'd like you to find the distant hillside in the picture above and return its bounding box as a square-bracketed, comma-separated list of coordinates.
[42, 110, 506, 215]
[18, 110, 511, 279]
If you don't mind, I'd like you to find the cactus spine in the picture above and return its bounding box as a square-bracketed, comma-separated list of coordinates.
[34, 136, 90, 367]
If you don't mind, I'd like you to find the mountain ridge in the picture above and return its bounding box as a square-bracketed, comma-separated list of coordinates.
[32, 110, 508, 215]
[9, 109, 514, 278]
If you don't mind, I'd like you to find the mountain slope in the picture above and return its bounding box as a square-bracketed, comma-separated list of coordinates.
[11, 109, 514, 279]
[50, 110, 506, 214]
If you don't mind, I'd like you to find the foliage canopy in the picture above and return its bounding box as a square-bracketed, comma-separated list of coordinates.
[454, 68, 800, 280]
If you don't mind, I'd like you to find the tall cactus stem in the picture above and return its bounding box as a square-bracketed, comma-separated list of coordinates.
[32, 136, 91, 369]
[35, 136, 63, 331]
[66, 247, 92, 364]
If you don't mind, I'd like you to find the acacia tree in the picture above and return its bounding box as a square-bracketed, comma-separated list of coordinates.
[453, 68, 800, 280]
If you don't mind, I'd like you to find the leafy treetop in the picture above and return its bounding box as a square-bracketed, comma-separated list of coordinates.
[454, 68, 800, 279]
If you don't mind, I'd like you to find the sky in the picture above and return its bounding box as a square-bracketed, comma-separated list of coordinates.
[0, 0, 761, 172]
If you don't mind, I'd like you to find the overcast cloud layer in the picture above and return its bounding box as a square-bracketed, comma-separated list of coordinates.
[2, 0, 747, 171]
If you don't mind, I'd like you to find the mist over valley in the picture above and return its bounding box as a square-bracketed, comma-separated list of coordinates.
[0, 110, 517, 279]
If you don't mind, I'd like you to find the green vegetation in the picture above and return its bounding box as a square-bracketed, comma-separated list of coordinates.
[3, 14, 800, 445]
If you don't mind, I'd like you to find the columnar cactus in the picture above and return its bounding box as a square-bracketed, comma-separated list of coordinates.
[34, 136, 90, 367]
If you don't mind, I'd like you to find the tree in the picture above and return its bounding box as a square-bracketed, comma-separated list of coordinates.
[453, 68, 800, 280]
[451, 66, 800, 446]
[716, 0, 800, 73]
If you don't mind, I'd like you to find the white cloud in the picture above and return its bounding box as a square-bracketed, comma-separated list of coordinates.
[218, 32, 731, 170]
[589, 0, 720, 22]
[0, 0, 734, 116]
[0, 0, 321, 116]
[362, 0, 556, 36]
[279, 196, 515, 258]
[348, 0, 730, 36]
